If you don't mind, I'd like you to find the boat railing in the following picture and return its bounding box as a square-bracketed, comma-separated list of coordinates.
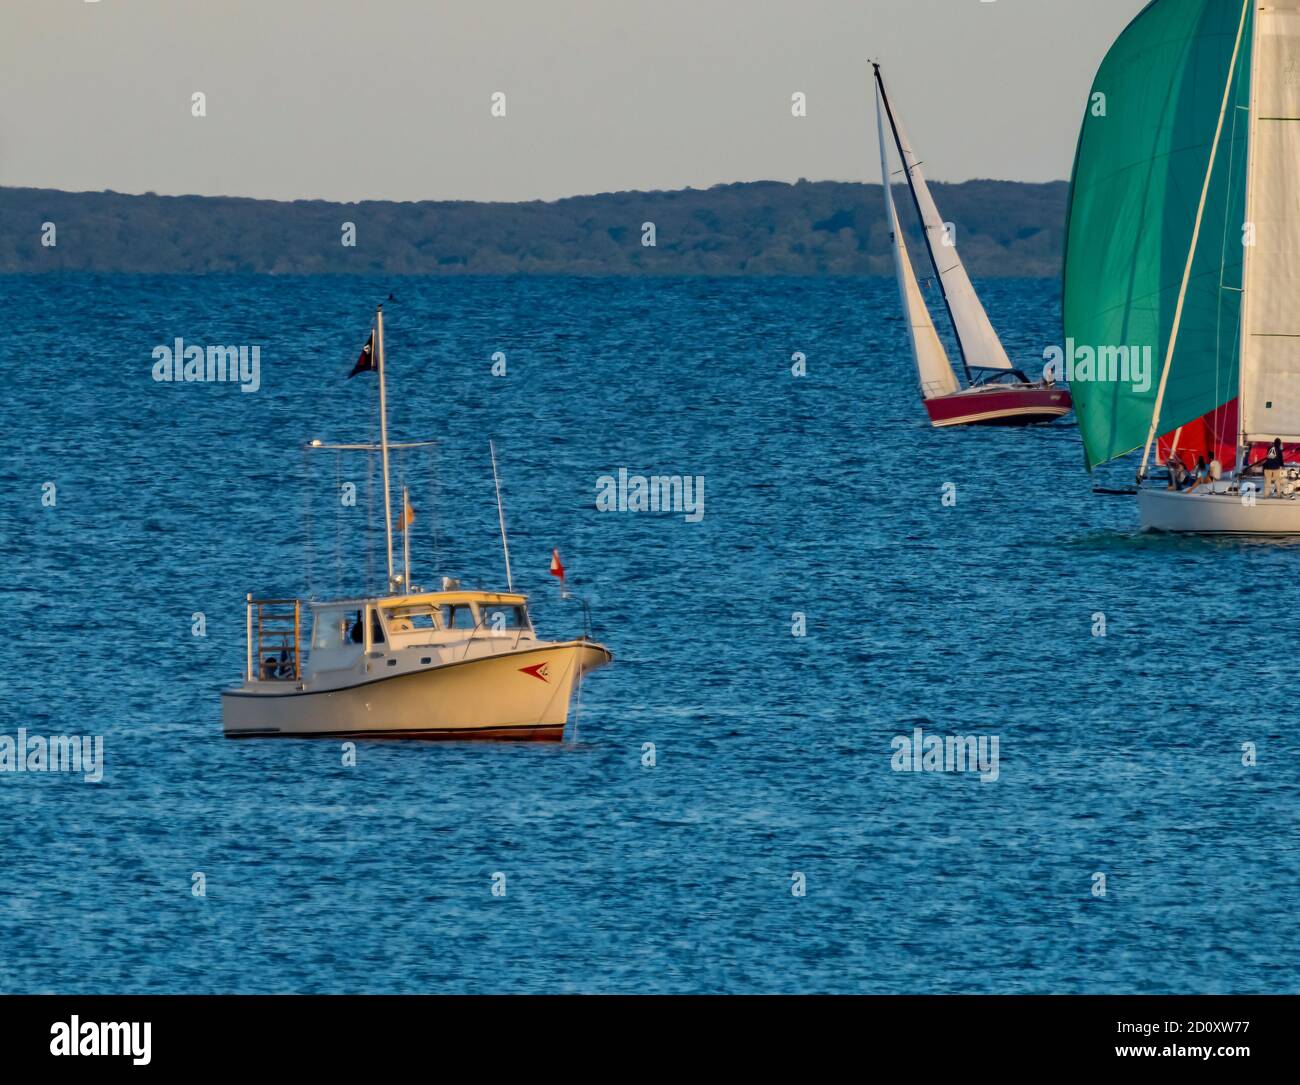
[453, 611, 538, 659]
[558, 591, 594, 640]
[246, 596, 302, 682]
[457, 616, 491, 661]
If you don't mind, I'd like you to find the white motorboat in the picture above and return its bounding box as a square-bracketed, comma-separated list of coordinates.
[221, 304, 612, 740]
[223, 590, 611, 740]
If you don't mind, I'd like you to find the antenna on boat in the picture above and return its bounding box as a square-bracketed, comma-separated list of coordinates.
[399, 482, 416, 593]
[375, 305, 396, 593]
[489, 439, 514, 591]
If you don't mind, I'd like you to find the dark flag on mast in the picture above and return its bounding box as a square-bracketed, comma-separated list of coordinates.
[348, 332, 376, 378]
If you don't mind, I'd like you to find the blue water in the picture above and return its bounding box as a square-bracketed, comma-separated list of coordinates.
[1, 274, 1296, 994]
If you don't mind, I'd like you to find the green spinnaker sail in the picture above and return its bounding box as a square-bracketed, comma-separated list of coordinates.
[1063, 0, 1253, 470]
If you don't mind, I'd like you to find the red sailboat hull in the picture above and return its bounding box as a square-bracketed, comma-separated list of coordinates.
[923, 384, 1072, 428]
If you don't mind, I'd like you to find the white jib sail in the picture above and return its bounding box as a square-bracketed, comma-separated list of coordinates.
[888, 107, 1015, 372]
[1240, 5, 1300, 442]
[877, 89, 959, 399]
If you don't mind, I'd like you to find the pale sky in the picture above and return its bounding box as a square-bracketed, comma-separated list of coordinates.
[0, 0, 1146, 203]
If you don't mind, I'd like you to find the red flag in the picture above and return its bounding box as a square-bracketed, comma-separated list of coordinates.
[549, 548, 565, 583]
[348, 332, 376, 378]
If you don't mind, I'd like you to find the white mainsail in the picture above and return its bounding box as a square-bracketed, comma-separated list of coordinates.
[1239, 5, 1300, 443]
[884, 98, 1015, 372]
[876, 89, 959, 399]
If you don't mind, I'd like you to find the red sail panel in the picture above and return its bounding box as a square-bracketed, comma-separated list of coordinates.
[1157, 400, 1238, 467]
[1157, 399, 1300, 468]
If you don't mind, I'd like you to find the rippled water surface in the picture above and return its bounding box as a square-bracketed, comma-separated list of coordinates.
[1, 274, 1296, 993]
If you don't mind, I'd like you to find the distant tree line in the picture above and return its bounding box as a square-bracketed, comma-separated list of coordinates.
[0, 179, 1067, 276]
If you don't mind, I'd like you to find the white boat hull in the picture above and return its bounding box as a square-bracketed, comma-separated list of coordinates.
[222, 640, 611, 740]
[1138, 486, 1300, 534]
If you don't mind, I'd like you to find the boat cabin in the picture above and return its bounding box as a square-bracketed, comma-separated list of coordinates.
[245, 590, 534, 685]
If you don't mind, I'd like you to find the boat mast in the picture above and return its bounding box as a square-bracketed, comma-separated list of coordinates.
[1237, 0, 1263, 473]
[1136, 0, 1251, 481]
[489, 439, 514, 591]
[872, 62, 973, 386]
[376, 305, 396, 591]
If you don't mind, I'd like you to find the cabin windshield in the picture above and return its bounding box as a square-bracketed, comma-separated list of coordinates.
[439, 604, 478, 631]
[385, 604, 439, 633]
[372, 598, 531, 646]
[482, 604, 529, 632]
[381, 602, 442, 647]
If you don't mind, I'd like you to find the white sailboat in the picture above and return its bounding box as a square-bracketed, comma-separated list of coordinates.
[221, 304, 612, 739]
[1066, 0, 1300, 533]
[873, 64, 1071, 428]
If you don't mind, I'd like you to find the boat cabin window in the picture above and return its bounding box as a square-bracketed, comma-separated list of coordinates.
[384, 604, 438, 633]
[439, 604, 477, 630]
[482, 605, 528, 632]
[313, 608, 360, 652]
[307, 606, 366, 672]
[380, 603, 441, 647]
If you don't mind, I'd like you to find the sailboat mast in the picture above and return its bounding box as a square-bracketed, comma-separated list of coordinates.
[1237, 0, 1263, 473]
[872, 62, 972, 386]
[376, 305, 396, 591]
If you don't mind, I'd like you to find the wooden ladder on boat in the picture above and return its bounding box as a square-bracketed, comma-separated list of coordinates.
[247, 597, 301, 681]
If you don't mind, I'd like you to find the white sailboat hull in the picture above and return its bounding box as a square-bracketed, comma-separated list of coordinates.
[222, 640, 611, 740]
[1138, 486, 1300, 534]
